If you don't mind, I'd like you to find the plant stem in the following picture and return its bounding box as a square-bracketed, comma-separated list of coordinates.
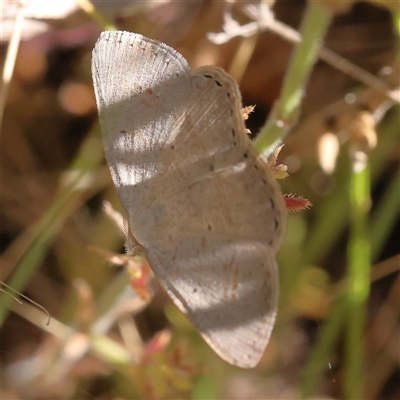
[1, 0, 25, 124]
[370, 167, 400, 261]
[77, 0, 116, 31]
[344, 161, 371, 399]
[255, 3, 331, 155]
[300, 297, 346, 398]
[0, 136, 104, 326]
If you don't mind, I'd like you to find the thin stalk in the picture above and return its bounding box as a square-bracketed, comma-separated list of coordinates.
[370, 167, 400, 261]
[0, 136, 104, 326]
[1, 0, 25, 123]
[301, 297, 346, 398]
[77, 0, 117, 31]
[255, 3, 331, 155]
[344, 161, 371, 399]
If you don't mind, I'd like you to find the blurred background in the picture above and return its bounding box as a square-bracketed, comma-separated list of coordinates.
[1, 1, 399, 399]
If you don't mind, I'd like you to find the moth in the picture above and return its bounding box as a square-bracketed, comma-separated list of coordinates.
[92, 31, 287, 368]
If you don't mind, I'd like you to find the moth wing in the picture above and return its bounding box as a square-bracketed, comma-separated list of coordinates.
[92, 30, 191, 212]
[146, 237, 279, 368]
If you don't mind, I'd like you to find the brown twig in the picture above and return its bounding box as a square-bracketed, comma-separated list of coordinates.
[207, 3, 399, 103]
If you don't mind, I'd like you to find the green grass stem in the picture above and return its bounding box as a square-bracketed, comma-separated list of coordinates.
[0, 136, 104, 326]
[344, 161, 371, 399]
[255, 3, 331, 156]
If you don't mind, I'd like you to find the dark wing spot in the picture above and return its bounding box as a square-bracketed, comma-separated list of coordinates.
[209, 164, 214, 172]
[231, 129, 235, 137]
[203, 74, 212, 79]
[207, 224, 212, 231]
[243, 153, 248, 159]
[274, 218, 279, 229]
[171, 145, 175, 150]
[262, 178, 267, 185]
[253, 164, 258, 170]
[227, 92, 231, 99]
[215, 80, 222, 87]
[120, 130, 126, 134]
[269, 198, 275, 209]
[193, 288, 198, 293]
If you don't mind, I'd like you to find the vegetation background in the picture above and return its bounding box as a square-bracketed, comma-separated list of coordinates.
[1, 1, 399, 399]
